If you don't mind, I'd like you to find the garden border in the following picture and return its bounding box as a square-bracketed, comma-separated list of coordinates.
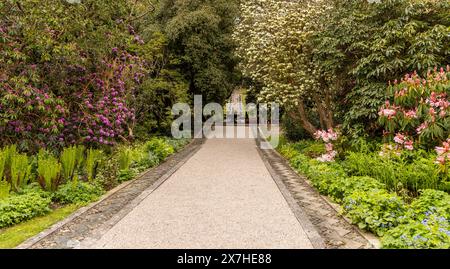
[256, 129, 379, 248]
[16, 138, 205, 249]
[256, 147, 326, 249]
[271, 146, 380, 248]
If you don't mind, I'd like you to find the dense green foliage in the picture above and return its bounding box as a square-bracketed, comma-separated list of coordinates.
[157, 0, 239, 104]
[235, 0, 450, 137]
[342, 151, 448, 194]
[0, 137, 189, 228]
[0, 0, 197, 150]
[53, 182, 104, 205]
[279, 140, 450, 248]
[1, 0, 449, 250]
[379, 68, 450, 149]
[0, 191, 51, 228]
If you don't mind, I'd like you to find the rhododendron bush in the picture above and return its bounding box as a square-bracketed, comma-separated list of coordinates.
[60, 50, 145, 147]
[0, 0, 187, 152]
[379, 68, 450, 153]
[378, 67, 450, 175]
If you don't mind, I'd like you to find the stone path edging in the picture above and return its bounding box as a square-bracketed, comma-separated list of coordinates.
[16, 168, 144, 249]
[256, 134, 376, 248]
[256, 147, 326, 249]
[269, 147, 380, 248]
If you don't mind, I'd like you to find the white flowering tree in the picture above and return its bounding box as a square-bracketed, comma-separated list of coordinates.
[233, 0, 335, 135]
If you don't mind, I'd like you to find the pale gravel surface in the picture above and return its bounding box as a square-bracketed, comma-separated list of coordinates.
[91, 137, 314, 249]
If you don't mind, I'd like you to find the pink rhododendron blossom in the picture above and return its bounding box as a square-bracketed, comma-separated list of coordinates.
[394, 133, 405, 144]
[379, 108, 396, 118]
[416, 123, 428, 134]
[317, 151, 337, 163]
[325, 143, 334, 152]
[314, 129, 338, 143]
[435, 139, 450, 165]
[314, 129, 339, 162]
[379, 68, 449, 153]
[404, 109, 418, 119]
[404, 140, 414, 151]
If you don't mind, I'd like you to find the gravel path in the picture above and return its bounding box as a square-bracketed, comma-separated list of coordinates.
[91, 138, 317, 249]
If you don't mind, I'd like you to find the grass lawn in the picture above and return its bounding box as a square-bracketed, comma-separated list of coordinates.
[0, 204, 81, 249]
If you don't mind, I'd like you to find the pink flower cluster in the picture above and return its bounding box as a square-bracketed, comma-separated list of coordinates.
[435, 139, 450, 165]
[314, 129, 338, 162]
[314, 129, 338, 143]
[404, 109, 418, 119]
[380, 68, 449, 153]
[378, 101, 399, 119]
[393, 133, 414, 151]
[317, 150, 338, 163]
[426, 92, 449, 120]
[416, 122, 428, 134]
[1, 82, 66, 149]
[61, 50, 144, 146]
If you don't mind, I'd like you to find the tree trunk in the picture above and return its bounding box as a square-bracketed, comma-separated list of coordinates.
[295, 101, 318, 136]
[313, 95, 329, 130]
[324, 90, 334, 129]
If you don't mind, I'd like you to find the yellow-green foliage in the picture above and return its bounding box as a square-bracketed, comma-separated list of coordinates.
[60, 146, 84, 182]
[0, 151, 5, 181]
[0, 204, 80, 249]
[86, 149, 103, 182]
[37, 150, 61, 192]
[76, 145, 85, 171]
[1, 145, 17, 182]
[118, 147, 133, 171]
[9, 153, 31, 192]
[0, 181, 10, 200]
[0, 150, 8, 198]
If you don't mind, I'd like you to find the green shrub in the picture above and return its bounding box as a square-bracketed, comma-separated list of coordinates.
[293, 141, 325, 158]
[381, 213, 450, 249]
[287, 152, 310, 172]
[343, 189, 407, 236]
[94, 156, 120, 189]
[146, 152, 161, 168]
[118, 147, 133, 171]
[86, 149, 104, 182]
[1, 145, 17, 174]
[118, 169, 137, 183]
[37, 150, 61, 192]
[21, 183, 53, 199]
[9, 153, 32, 192]
[54, 182, 104, 205]
[144, 138, 174, 161]
[410, 190, 450, 220]
[328, 176, 386, 203]
[278, 139, 450, 248]
[279, 144, 299, 161]
[0, 150, 6, 181]
[166, 139, 190, 152]
[129, 146, 153, 171]
[342, 151, 444, 194]
[0, 180, 11, 200]
[304, 162, 347, 195]
[60, 146, 84, 182]
[0, 191, 51, 228]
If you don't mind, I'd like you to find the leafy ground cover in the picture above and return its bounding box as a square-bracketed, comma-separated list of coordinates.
[279, 139, 450, 249]
[0, 137, 190, 243]
[0, 204, 80, 249]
